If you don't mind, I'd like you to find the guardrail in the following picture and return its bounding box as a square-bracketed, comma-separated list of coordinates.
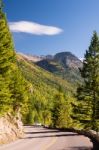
[73, 129, 99, 150]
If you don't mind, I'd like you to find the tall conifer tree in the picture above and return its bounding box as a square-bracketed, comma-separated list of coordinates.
[0, 0, 15, 76]
[74, 31, 99, 130]
[0, 0, 29, 115]
[52, 91, 72, 128]
[0, 0, 14, 113]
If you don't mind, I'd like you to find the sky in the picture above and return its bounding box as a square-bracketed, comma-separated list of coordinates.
[4, 0, 99, 58]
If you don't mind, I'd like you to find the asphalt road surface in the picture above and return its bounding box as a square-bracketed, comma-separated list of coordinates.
[0, 126, 93, 150]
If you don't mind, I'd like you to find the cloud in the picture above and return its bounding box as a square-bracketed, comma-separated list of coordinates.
[9, 21, 63, 36]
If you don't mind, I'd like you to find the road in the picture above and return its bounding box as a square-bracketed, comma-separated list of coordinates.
[0, 126, 93, 150]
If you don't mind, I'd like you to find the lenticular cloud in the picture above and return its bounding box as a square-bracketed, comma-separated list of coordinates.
[9, 21, 63, 36]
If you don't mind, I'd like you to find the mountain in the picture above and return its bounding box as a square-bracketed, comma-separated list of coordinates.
[17, 54, 75, 93]
[36, 52, 82, 85]
[18, 51, 82, 85]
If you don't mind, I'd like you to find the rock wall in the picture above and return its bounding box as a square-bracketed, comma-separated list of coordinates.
[0, 113, 24, 144]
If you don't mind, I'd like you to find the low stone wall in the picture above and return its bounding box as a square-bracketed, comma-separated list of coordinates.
[0, 113, 24, 144]
[73, 129, 99, 149]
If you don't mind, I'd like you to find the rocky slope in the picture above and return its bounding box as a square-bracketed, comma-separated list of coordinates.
[0, 113, 23, 144]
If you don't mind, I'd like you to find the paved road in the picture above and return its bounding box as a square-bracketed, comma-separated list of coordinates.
[0, 126, 93, 150]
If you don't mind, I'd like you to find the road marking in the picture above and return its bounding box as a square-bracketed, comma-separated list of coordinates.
[42, 137, 57, 150]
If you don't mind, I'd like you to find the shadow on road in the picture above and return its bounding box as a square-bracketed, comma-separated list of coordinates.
[24, 133, 79, 139]
[24, 128, 80, 139]
[25, 130, 79, 135]
[69, 147, 92, 150]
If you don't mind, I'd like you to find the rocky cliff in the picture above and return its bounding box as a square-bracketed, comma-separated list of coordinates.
[0, 113, 23, 144]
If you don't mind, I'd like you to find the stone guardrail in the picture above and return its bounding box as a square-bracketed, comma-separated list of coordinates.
[73, 129, 99, 150]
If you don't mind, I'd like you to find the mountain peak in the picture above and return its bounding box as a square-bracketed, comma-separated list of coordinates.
[54, 51, 82, 69]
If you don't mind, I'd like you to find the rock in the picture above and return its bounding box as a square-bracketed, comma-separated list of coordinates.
[0, 113, 24, 144]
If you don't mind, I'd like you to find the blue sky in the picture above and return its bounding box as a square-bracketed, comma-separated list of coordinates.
[4, 0, 99, 58]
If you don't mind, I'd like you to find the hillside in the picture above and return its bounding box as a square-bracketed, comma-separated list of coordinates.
[17, 54, 76, 124]
[17, 54, 75, 94]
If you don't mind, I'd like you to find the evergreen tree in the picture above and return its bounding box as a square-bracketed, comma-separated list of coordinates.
[0, 1, 15, 76]
[25, 108, 34, 125]
[0, 0, 15, 113]
[9, 69, 29, 111]
[0, 75, 11, 114]
[74, 31, 99, 130]
[0, 0, 30, 118]
[52, 91, 72, 128]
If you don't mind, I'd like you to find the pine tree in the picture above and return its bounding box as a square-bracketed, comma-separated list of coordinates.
[52, 91, 72, 128]
[75, 31, 99, 130]
[0, 0, 15, 113]
[9, 69, 29, 112]
[0, 1, 15, 76]
[0, 75, 11, 114]
[0, 0, 30, 117]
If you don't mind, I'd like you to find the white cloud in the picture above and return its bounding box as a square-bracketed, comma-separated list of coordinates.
[9, 21, 63, 36]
